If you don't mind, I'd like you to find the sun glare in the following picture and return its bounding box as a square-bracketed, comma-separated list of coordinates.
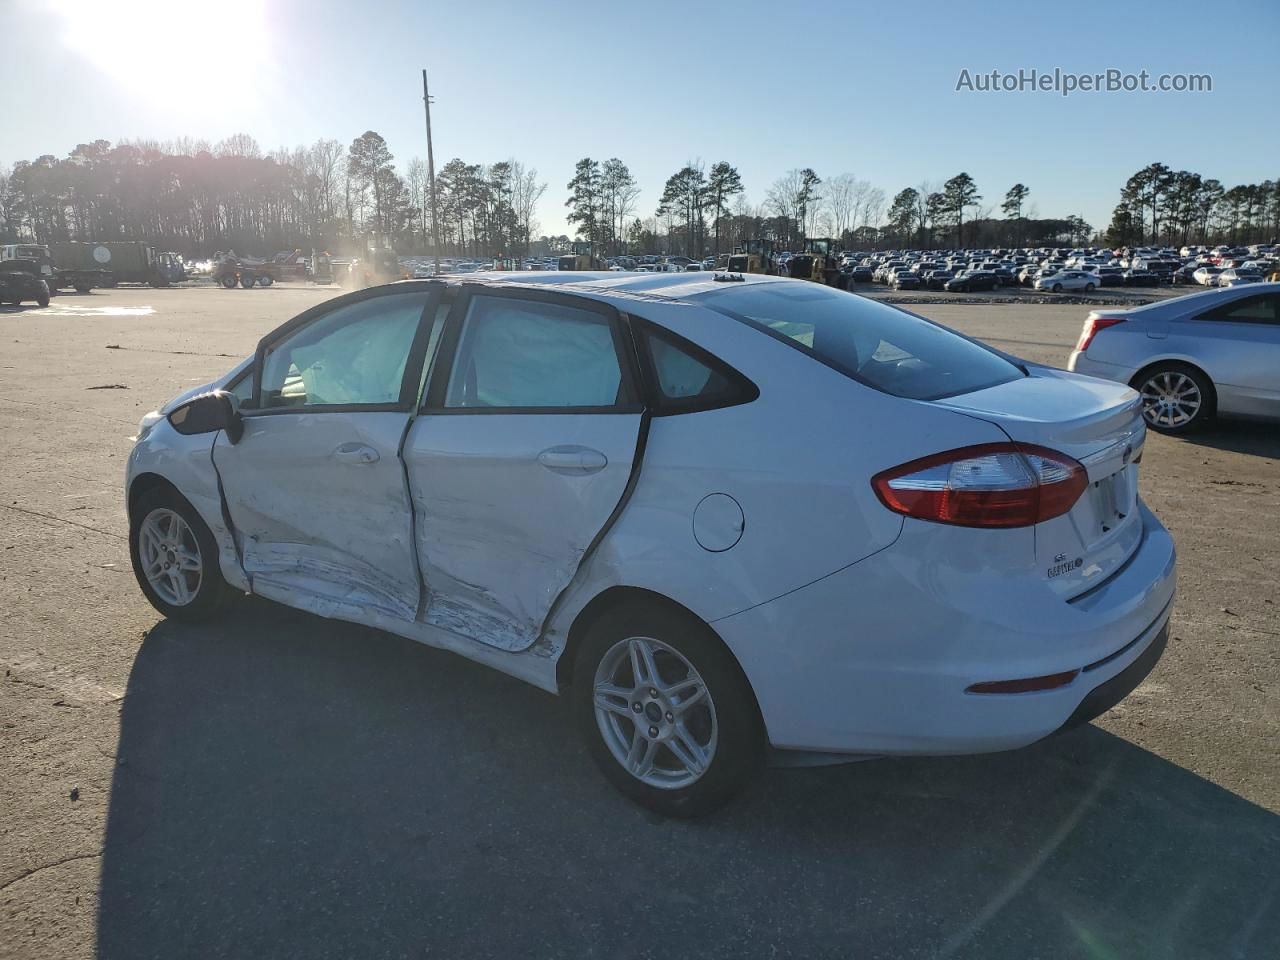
[50, 0, 272, 114]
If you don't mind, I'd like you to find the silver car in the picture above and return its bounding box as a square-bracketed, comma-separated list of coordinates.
[1068, 284, 1280, 433]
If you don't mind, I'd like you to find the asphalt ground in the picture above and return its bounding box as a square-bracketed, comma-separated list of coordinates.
[1, 283, 1276, 960]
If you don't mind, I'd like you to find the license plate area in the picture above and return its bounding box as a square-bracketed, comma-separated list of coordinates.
[1087, 466, 1135, 541]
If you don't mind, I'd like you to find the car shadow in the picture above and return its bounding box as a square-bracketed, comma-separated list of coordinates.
[1177, 419, 1280, 459]
[97, 599, 1280, 959]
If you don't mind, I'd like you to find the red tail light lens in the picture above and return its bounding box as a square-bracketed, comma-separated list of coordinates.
[1075, 314, 1126, 353]
[872, 443, 1087, 528]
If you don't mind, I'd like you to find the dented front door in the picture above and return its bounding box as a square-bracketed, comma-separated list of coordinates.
[403, 288, 644, 652]
[213, 288, 440, 621]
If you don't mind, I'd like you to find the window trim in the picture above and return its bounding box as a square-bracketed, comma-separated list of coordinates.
[243, 281, 445, 417]
[420, 283, 644, 416]
[631, 317, 759, 416]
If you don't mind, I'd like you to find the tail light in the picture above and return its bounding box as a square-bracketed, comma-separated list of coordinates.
[872, 443, 1087, 528]
[1075, 314, 1126, 353]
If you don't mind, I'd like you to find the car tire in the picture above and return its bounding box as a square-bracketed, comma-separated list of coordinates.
[1052, 283, 1062, 293]
[258, 275, 274, 287]
[1085, 283, 1095, 292]
[129, 487, 230, 622]
[74, 284, 91, 293]
[572, 599, 765, 818]
[221, 275, 238, 289]
[240, 275, 256, 289]
[1132, 362, 1215, 434]
[37, 292, 50, 308]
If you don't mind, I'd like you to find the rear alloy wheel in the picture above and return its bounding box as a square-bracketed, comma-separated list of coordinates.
[129, 488, 229, 621]
[1136, 364, 1212, 433]
[1052, 283, 1063, 293]
[574, 602, 763, 817]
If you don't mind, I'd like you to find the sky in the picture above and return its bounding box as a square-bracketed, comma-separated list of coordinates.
[3, 0, 1277, 239]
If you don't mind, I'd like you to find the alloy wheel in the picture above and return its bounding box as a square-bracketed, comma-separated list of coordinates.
[138, 508, 203, 606]
[592, 635, 718, 789]
[1140, 371, 1202, 429]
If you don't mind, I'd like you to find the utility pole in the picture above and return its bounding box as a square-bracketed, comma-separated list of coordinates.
[421, 69, 442, 275]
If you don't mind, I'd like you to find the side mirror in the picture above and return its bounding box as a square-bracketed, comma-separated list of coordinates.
[167, 390, 243, 444]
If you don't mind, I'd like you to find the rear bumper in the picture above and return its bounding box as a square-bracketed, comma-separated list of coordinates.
[715, 501, 1176, 755]
[1055, 619, 1169, 733]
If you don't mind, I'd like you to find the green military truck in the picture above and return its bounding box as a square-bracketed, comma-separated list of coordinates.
[47, 241, 185, 287]
[0, 243, 106, 293]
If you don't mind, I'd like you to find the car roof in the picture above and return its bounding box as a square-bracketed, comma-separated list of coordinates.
[415, 270, 795, 305]
[1112, 281, 1280, 317]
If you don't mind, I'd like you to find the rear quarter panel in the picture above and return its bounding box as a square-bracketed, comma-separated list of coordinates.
[543, 297, 1013, 652]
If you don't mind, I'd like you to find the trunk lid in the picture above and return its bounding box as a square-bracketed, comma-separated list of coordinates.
[935, 367, 1147, 599]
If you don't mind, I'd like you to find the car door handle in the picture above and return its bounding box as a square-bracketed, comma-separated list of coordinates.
[537, 445, 607, 475]
[332, 442, 380, 464]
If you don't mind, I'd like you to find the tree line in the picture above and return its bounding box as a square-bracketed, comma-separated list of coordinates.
[0, 133, 546, 259]
[1104, 162, 1279, 248]
[2, 139, 1275, 258]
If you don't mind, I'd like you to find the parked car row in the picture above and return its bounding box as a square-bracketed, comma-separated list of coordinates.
[836, 243, 1280, 295]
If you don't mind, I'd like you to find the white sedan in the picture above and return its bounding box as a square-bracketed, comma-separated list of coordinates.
[127, 273, 1176, 816]
[1034, 270, 1098, 293]
[1218, 269, 1264, 288]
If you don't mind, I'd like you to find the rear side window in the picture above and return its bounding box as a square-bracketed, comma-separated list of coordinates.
[695, 283, 1023, 401]
[1199, 294, 1278, 325]
[637, 323, 758, 414]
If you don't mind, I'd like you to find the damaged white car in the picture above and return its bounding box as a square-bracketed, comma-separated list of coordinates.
[127, 273, 1176, 816]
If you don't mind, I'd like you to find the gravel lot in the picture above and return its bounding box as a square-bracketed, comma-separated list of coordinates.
[2, 283, 1277, 960]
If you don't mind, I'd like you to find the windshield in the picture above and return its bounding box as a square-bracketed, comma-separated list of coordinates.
[694, 283, 1023, 401]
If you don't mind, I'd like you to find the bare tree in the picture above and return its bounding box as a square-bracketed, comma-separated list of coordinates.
[509, 160, 546, 257]
[307, 139, 344, 225]
[406, 157, 429, 248]
[824, 173, 858, 241]
[861, 186, 886, 230]
[216, 133, 261, 159]
[914, 181, 934, 246]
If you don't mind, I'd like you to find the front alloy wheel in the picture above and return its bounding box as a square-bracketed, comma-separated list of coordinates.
[129, 488, 228, 620]
[137, 508, 203, 606]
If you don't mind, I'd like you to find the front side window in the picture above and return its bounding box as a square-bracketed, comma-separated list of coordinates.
[695, 283, 1023, 401]
[444, 295, 625, 409]
[259, 291, 429, 408]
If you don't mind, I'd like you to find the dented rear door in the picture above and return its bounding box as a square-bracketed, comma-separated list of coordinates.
[403, 287, 644, 652]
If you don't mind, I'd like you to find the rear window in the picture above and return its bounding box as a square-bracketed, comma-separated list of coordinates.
[694, 283, 1023, 401]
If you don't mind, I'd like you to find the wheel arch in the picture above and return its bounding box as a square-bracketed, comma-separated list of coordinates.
[555, 585, 763, 728]
[127, 471, 185, 523]
[1128, 357, 1218, 415]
